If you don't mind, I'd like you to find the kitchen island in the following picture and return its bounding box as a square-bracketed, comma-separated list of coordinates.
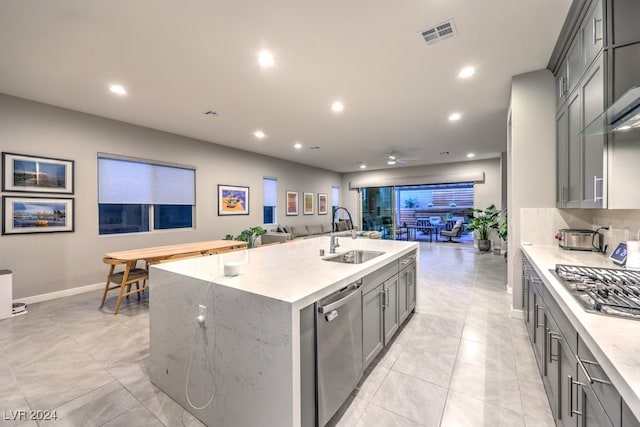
[521, 244, 640, 424]
[149, 236, 418, 427]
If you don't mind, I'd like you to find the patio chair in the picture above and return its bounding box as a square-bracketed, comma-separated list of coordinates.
[439, 220, 463, 242]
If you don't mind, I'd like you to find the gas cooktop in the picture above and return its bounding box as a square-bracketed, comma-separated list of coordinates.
[553, 264, 640, 320]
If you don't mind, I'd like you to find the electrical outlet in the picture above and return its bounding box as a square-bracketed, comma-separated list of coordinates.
[198, 304, 206, 317]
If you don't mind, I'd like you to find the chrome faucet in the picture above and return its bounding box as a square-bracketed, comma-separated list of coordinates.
[330, 233, 340, 253]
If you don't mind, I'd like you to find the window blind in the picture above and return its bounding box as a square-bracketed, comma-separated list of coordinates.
[98, 156, 195, 205]
[263, 178, 277, 206]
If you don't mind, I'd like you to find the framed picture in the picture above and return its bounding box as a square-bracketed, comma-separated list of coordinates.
[2, 196, 74, 235]
[303, 192, 314, 215]
[318, 193, 328, 215]
[2, 152, 74, 194]
[286, 191, 298, 216]
[218, 185, 249, 216]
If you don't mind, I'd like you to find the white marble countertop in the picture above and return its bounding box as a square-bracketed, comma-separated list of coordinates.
[521, 244, 640, 420]
[153, 236, 418, 310]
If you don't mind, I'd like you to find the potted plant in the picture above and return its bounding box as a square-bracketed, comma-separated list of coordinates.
[224, 226, 266, 249]
[497, 213, 508, 259]
[465, 204, 500, 252]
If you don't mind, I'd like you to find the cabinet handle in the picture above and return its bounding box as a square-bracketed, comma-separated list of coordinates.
[536, 304, 545, 328]
[592, 17, 603, 44]
[548, 330, 561, 364]
[593, 176, 603, 202]
[568, 375, 584, 417]
[380, 290, 386, 309]
[383, 288, 390, 308]
[576, 356, 612, 385]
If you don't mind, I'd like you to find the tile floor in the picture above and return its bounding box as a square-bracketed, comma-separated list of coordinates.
[0, 242, 553, 427]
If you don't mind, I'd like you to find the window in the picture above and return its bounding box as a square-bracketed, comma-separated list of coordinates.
[263, 177, 277, 224]
[332, 186, 340, 211]
[98, 155, 195, 235]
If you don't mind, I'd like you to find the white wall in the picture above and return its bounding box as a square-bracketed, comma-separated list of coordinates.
[0, 94, 341, 299]
[507, 69, 557, 310]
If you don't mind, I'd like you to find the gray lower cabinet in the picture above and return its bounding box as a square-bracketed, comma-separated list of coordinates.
[623, 400, 640, 427]
[521, 253, 639, 427]
[383, 275, 399, 344]
[398, 253, 417, 323]
[362, 283, 384, 368]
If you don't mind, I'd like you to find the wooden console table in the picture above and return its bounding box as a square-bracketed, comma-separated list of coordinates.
[101, 240, 247, 314]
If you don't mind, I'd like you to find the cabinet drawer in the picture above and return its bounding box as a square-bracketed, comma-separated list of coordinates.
[398, 250, 417, 268]
[362, 262, 397, 295]
[577, 336, 621, 426]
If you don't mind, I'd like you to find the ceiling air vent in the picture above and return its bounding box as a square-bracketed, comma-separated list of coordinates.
[420, 19, 457, 45]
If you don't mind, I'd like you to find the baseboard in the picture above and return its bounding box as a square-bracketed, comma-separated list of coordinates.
[14, 282, 104, 305]
[510, 306, 524, 319]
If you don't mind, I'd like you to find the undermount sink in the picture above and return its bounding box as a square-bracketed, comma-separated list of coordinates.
[323, 250, 385, 264]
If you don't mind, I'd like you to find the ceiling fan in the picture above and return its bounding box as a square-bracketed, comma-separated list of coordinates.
[385, 152, 410, 166]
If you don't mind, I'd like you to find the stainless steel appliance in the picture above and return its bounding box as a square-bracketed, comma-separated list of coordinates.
[316, 282, 363, 426]
[556, 229, 601, 251]
[554, 264, 640, 319]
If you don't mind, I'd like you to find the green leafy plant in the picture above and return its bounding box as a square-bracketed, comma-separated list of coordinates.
[465, 204, 501, 241]
[404, 197, 418, 208]
[497, 214, 508, 241]
[223, 226, 266, 248]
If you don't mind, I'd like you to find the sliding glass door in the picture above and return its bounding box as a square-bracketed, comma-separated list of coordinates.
[360, 187, 394, 239]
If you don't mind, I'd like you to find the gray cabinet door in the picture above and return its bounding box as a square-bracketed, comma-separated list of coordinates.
[582, 0, 604, 69]
[407, 263, 416, 313]
[622, 399, 640, 427]
[581, 53, 606, 208]
[612, 42, 640, 102]
[567, 90, 582, 207]
[362, 285, 384, 368]
[383, 276, 399, 344]
[567, 33, 583, 95]
[398, 261, 416, 323]
[556, 108, 569, 207]
[555, 336, 576, 426]
[612, 0, 640, 46]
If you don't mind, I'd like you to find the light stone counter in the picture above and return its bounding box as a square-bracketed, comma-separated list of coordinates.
[149, 236, 418, 427]
[521, 244, 640, 421]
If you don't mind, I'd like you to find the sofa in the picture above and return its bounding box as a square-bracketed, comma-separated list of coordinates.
[261, 220, 381, 244]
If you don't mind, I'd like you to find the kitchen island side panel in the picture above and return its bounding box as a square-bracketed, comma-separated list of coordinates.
[149, 267, 295, 427]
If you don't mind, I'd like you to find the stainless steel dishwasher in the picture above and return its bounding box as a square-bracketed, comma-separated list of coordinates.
[316, 281, 363, 427]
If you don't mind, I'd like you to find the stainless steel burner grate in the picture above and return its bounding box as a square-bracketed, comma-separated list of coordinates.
[554, 264, 640, 319]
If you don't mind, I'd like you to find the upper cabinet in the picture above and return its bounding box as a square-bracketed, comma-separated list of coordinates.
[583, 0, 604, 69]
[553, 0, 640, 209]
[554, 0, 606, 209]
[611, 0, 640, 46]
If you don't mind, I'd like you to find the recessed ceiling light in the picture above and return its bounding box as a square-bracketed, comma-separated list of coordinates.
[331, 101, 344, 113]
[449, 112, 461, 121]
[253, 130, 266, 139]
[258, 50, 274, 68]
[360, 164, 367, 169]
[294, 142, 302, 149]
[458, 66, 475, 79]
[109, 84, 127, 95]
[387, 160, 396, 165]
[466, 153, 475, 158]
